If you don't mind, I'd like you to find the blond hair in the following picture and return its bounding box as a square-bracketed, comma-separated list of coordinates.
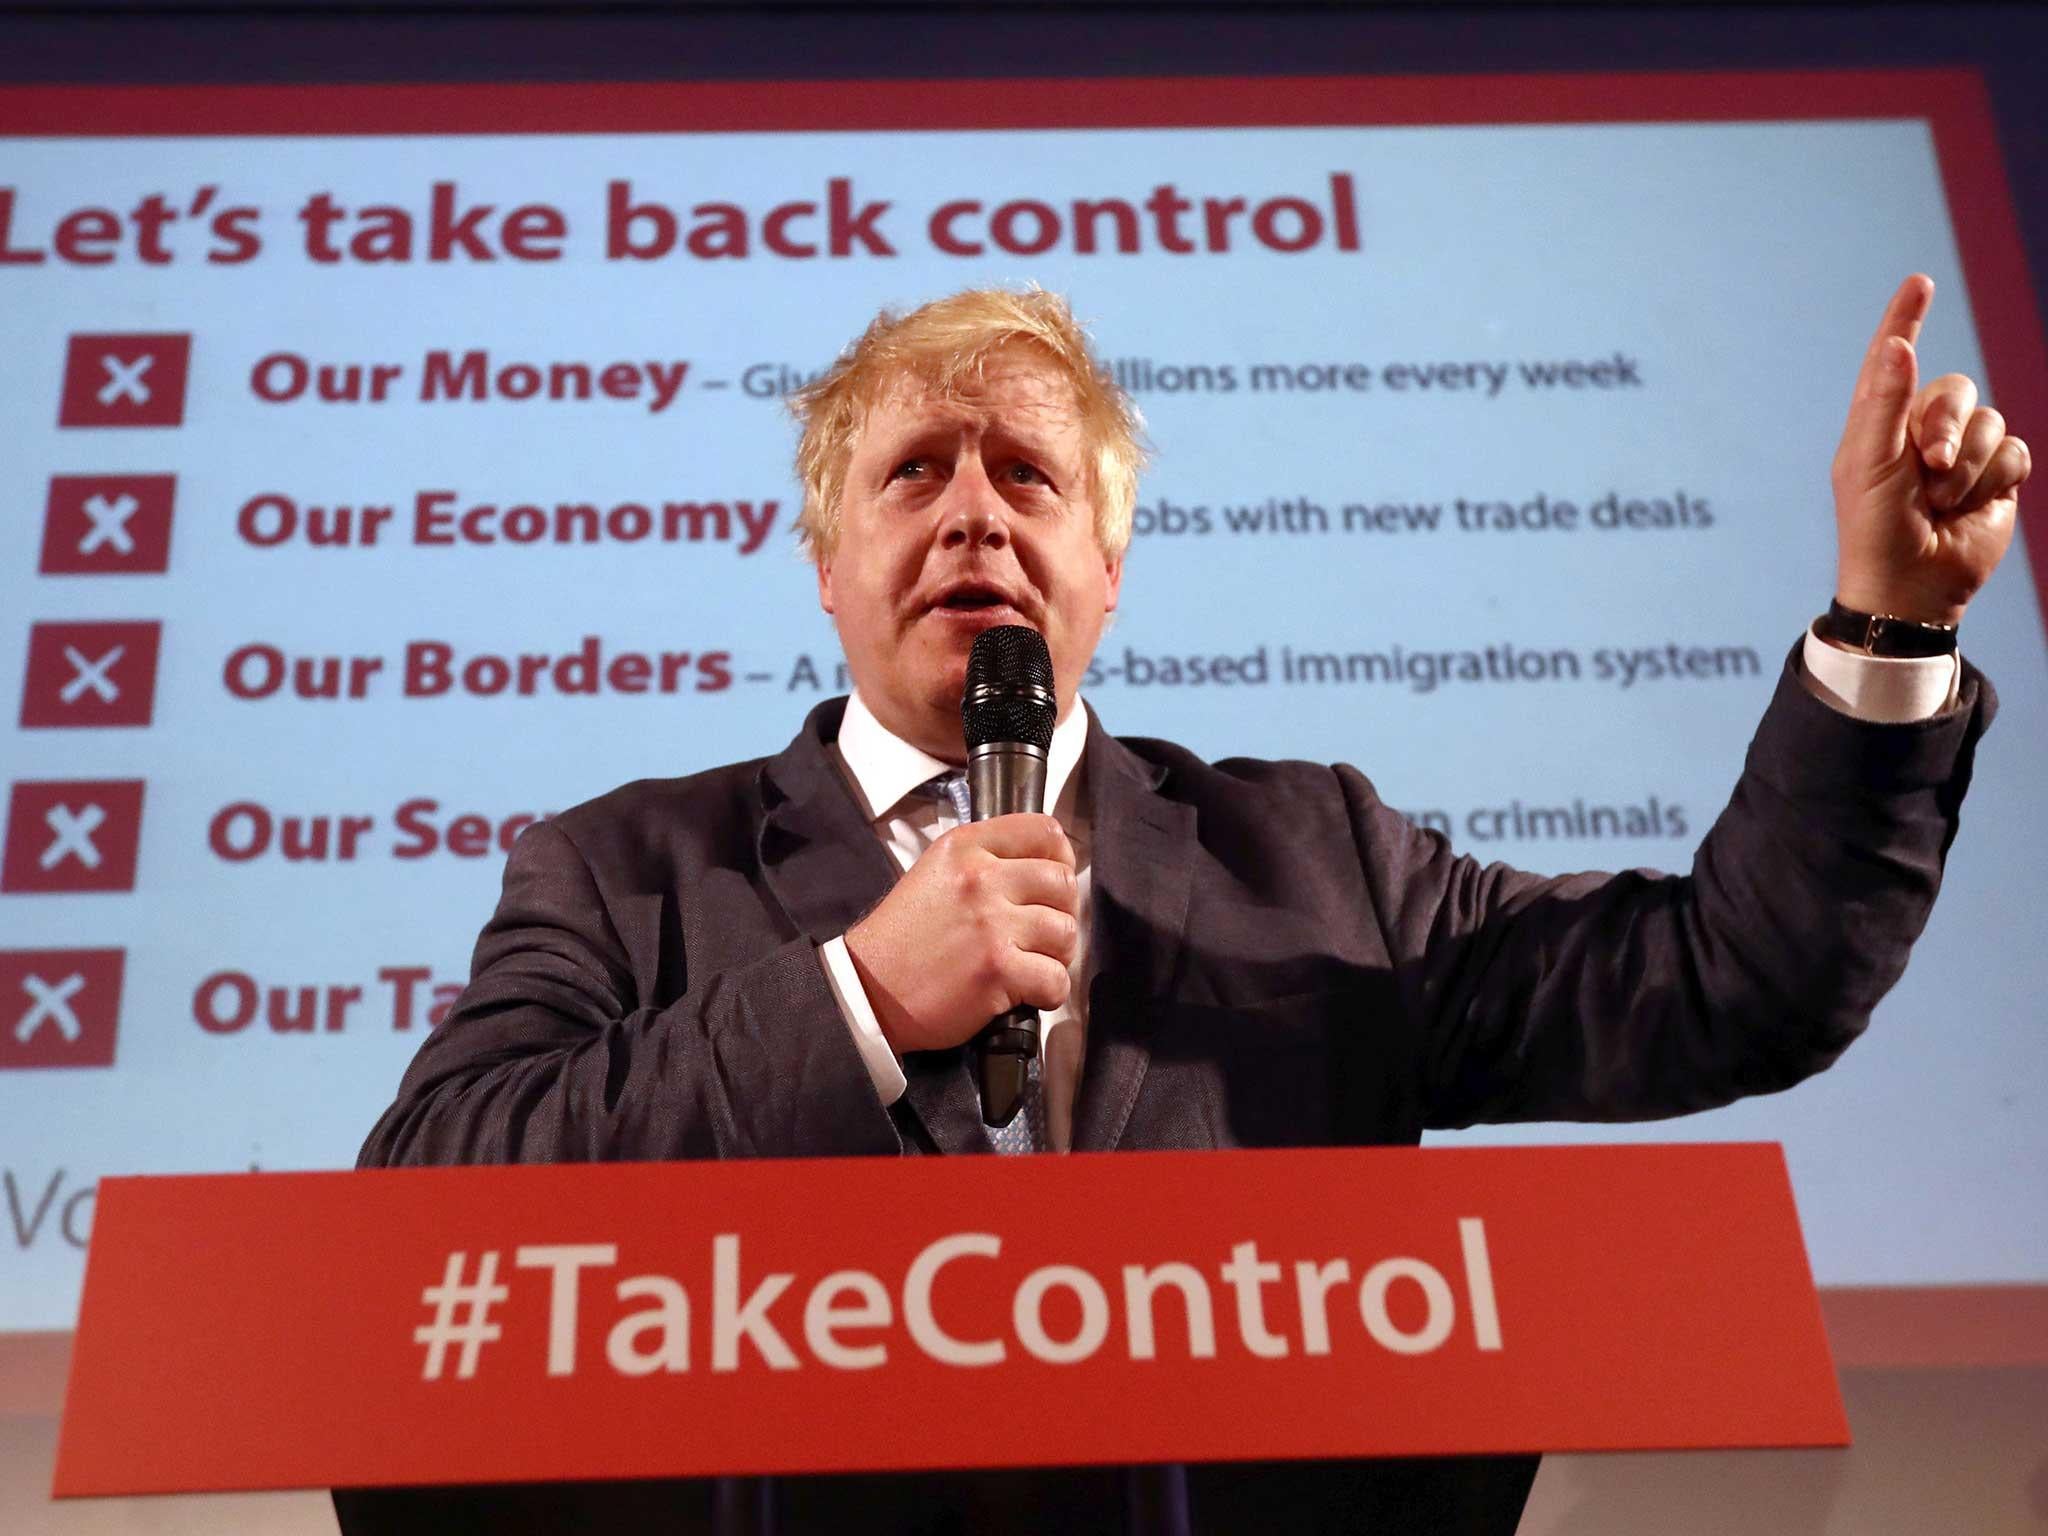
[789, 288, 1145, 562]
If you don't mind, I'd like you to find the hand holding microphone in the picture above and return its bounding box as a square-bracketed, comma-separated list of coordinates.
[842, 627, 1073, 1123]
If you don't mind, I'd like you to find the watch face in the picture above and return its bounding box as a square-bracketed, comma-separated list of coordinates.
[1825, 603, 1874, 652]
[1827, 602, 1958, 657]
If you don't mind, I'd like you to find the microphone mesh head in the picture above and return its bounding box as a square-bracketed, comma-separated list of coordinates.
[962, 626, 1057, 750]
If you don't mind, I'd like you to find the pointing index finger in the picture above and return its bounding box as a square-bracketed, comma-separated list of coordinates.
[1841, 276, 1934, 471]
[1862, 274, 1934, 370]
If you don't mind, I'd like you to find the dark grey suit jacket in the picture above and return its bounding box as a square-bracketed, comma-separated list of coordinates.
[339, 645, 1993, 1534]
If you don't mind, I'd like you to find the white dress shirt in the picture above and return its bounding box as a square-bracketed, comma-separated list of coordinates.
[817, 627, 1961, 1152]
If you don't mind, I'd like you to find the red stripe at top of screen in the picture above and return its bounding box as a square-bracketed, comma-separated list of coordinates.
[0, 69, 2002, 136]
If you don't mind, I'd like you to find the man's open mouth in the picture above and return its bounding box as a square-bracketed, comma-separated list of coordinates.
[930, 581, 1022, 615]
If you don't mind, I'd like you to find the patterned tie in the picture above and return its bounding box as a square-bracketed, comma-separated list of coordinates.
[988, 1052, 1050, 1155]
[928, 768, 973, 824]
[923, 771, 1050, 1154]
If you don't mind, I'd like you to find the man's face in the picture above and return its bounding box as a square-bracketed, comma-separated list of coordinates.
[818, 346, 1123, 759]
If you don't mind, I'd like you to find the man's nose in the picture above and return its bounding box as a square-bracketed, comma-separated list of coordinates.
[937, 457, 1010, 550]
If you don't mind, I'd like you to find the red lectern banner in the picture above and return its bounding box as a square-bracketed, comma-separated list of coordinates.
[55, 1143, 1845, 1496]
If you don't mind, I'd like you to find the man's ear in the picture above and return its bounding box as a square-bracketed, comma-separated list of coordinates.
[816, 556, 836, 616]
[1103, 550, 1124, 613]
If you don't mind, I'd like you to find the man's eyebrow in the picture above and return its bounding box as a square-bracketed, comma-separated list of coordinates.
[986, 420, 1076, 468]
[870, 421, 957, 460]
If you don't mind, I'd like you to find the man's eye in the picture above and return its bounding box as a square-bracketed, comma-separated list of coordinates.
[1006, 463, 1048, 486]
[890, 458, 928, 481]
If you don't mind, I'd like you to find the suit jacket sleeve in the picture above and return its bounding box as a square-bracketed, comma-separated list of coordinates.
[1350, 644, 1997, 1129]
[354, 816, 901, 1167]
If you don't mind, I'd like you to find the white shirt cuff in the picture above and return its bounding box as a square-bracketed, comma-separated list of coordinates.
[818, 936, 908, 1106]
[1801, 623, 1961, 724]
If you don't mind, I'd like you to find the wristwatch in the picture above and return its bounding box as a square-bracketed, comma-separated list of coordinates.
[1821, 598, 1960, 658]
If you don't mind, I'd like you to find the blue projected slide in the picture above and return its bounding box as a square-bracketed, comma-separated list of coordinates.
[2, 74, 2045, 1328]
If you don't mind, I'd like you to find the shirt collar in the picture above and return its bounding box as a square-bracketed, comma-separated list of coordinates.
[835, 690, 1088, 823]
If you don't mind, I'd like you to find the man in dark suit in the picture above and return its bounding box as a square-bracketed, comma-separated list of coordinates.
[340, 277, 2022, 1534]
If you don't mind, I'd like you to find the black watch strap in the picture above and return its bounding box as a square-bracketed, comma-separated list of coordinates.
[1822, 598, 1959, 658]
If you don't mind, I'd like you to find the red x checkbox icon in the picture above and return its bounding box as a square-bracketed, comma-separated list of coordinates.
[20, 620, 162, 728]
[58, 333, 191, 428]
[39, 475, 177, 575]
[0, 949, 123, 1069]
[1, 781, 146, 893]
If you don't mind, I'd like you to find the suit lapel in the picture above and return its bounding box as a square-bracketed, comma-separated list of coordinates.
[756, 701, 898, 942]
[756, 700, 992, 1156]
[1071, 710, 1196, 1153]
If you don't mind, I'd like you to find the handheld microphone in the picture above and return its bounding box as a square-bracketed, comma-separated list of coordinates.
[960, 625, 1058, 1128]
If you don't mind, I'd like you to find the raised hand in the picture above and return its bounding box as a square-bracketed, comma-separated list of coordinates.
[1831, 274, 2028, 627]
